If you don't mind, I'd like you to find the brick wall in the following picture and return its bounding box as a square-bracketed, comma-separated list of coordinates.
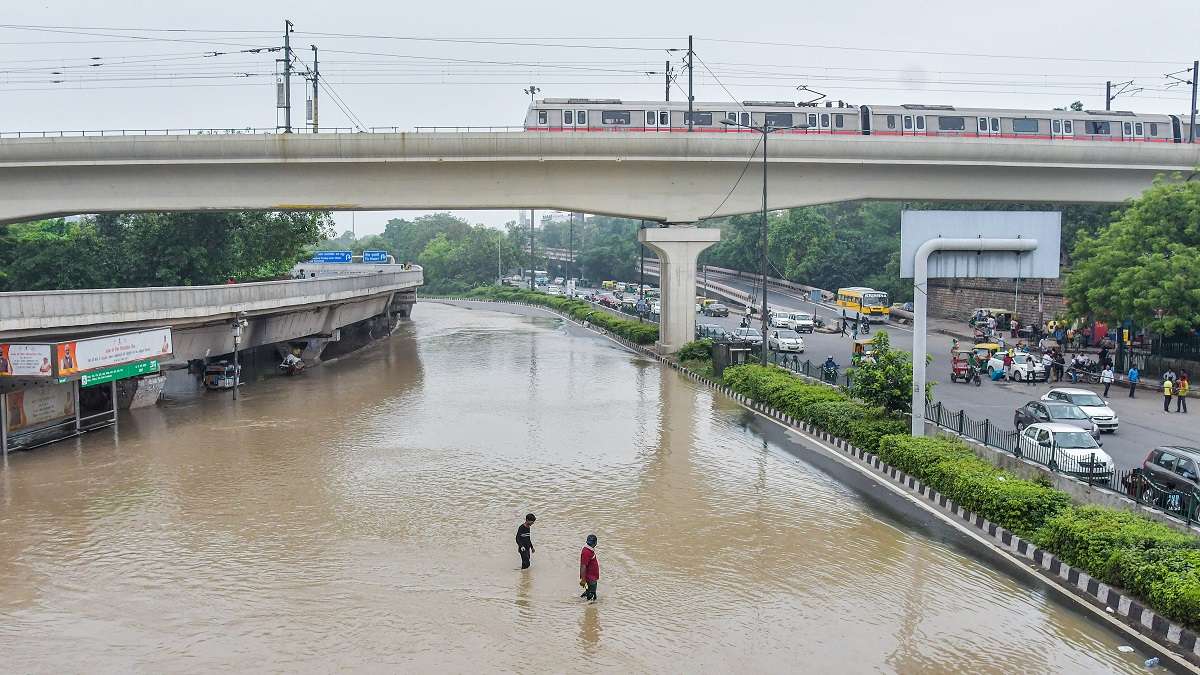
[928, 277, 1065, 324]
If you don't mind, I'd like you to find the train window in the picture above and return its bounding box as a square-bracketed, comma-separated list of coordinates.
[726, 112, 736, 123]
[1051, 119, 1061, 134]
[1149, 122, 1158, 136]
[1063, 120, 1073, 134]
[820, 113, 830, 128]
[1084, 120, 1109, 135]
[938, 116, 966, 131]
[809, 113, 819, 128]
[765, 112, 793, 128]
[1013, 119, 1038, 133]
[1122, 121, 1132, 136]
[659, 111, 669, 126]
[577, 111, 587, 126]
[646, 111, 656, 126]
[685, 111, 713, 126]
[564, 110, 574, 125]
[602, 110, 632, 125]
[537, 110, 548, 125]
[886, 115, 895, 129]
[915, 116, 925, 131]
[834, 114, 844, 128]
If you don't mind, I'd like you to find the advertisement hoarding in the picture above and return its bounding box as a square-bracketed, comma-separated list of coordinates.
[0, 344, 54, 377]
[57, 328, 173, 377]
[5, 383, 75, 433]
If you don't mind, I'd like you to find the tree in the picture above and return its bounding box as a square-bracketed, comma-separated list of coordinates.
[1065, 177, 1200, 335]
[846, 331, 930, 414]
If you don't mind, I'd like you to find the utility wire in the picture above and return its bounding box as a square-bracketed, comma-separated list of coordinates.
[693, 51, 744, 109]
[703, 135, 762, 221]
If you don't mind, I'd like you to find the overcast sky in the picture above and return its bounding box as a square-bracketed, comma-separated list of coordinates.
[4, 1, 1197, 234]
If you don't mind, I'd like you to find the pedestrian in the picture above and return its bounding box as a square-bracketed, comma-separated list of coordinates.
[516, 513, 536, 569]
[579, 534, 600, 602]
[987, 315, 997, 334]
[1164, 377, 1175, 413]
[1177, 373, 1190, 413]
[1042, 350, 1054, 378]
[1002, 351, 1013, 378]
[1101, 364, 1115, 397]
[1098, 346, 1110, 368]
[1164, 367, 1177, 383]
[1128, 365, 1140, 398]
[1054, 326, 1065, 347]
[1010, 318, 1019, 339]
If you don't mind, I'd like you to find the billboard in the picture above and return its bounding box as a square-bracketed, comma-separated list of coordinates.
[899, 211, 1061, 279]
[309, 250, 353, 263]
[0, 344, 54, 377]
[5, 383, 75, 433]
[56, 328, 173, 377]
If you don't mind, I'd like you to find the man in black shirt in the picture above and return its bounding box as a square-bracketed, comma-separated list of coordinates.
[516, 513, 536, 569]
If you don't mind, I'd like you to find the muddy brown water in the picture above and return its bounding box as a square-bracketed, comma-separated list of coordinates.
[0, 302, 1156, 673]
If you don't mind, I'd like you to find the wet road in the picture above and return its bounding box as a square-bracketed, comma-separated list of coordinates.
[0, 302, 1155, 672]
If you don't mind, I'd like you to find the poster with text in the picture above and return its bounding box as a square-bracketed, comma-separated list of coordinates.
[0, 344, 54, 377]
[5, 384, 75, 433]
[57, 328, 173, 376]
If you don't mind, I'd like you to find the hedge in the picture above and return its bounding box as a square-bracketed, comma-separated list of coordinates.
[721, 363, 1200, 629]
[462, 287, 659, 345]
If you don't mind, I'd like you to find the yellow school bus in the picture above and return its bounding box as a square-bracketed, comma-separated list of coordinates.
[836, 287, 890, 323]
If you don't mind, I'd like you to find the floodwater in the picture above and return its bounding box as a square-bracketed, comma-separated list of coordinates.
[0, 302, 1157, 673]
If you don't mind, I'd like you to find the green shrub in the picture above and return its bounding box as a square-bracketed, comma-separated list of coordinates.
[677, 339, 713, 362]
[877, 435, 1070, 537]
[1109, 547, 1200, 627]
[1033, 506, 1200, 585]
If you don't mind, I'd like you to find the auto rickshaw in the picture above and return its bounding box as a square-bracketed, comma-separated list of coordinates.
[203, 361, 241, 390]
[950, 349, 981, 386]
[852, 338, 876, 364]
[972, 342, 1001, 363]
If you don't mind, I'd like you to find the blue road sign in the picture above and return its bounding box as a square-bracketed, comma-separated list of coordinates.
[310, 250, 352, 264]
[362, 250, 389, 263]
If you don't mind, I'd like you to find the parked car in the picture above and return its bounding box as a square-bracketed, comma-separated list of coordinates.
[1015, 423, 1114, 477]
[768, 329, 805, 353]
[1141, 446, 1200, 498]
[729, 328, 763, 346]
[1013, 400, 1098, 438]
[1041, 388, 1119, 433]
[703, 303, 730, 317]
[987, 352, 1047, 382]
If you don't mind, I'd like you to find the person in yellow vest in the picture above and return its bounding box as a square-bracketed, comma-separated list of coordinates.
[1177, 374, 1190, 414]
[1164, 377, 1175, 413]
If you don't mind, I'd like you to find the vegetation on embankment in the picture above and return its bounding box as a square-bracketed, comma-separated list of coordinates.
[718, 364, 1200, 630]
[460, 287, 658, 345]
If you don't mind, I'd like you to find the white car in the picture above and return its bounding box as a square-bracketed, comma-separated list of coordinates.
[1041, 388, 1119, 433]
[772, 311, 816, 333]
[1015, 423, 1114, 477]
[768, 329, 805, 353]
[987, 352, 1048, 382]
[651, 302, 661, 316]
[546, 285, 562, 296]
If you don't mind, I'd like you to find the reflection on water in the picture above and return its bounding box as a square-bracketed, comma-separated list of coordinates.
[0, 302, 1149, 673]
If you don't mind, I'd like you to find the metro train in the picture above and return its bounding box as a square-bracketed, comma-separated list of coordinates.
[524, 98, 1197, 143]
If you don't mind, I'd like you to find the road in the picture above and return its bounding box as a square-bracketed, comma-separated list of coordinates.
[689, 271, 1198, 470]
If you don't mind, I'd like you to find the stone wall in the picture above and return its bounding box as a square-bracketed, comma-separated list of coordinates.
[929, 277, 1066, 323]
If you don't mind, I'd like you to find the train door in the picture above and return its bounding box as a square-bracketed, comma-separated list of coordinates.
[806, 112, 818, 133]
[1133, 120, 1145, 141]
[1051, 118, 1074, 140]
[913, 114, 926, 135]
[819, 111, 832, 133]
[658, 110, 670, 131]
[977, 116, 1000, 137]
[739, 111, 751, 127]
[575, 109, 588, 130]
[563, 109, 575, 130]
[902, 114, 914, 135]
[645, 110, 658, 131]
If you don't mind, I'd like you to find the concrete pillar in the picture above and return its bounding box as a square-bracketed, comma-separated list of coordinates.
[638, 225, 720, 353]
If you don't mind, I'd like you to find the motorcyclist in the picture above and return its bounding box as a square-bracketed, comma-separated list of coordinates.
[822, 355, 839, 383]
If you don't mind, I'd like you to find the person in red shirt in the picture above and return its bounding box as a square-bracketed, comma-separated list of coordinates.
[579, 534, 600, 601]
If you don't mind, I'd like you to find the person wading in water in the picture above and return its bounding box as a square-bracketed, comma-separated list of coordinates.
[516, 513, 536, 569]
[579, 534, 600, 601]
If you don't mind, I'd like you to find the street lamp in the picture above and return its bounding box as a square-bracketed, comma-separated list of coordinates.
[720, 116, 808, 362]
[231, 313, 247, 400]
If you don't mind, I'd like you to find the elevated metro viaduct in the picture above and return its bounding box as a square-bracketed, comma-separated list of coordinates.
[2, 131, 1197, 352]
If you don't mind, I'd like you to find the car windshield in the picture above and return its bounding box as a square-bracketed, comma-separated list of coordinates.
[711, 304, 726, 309]
[796, 314, 812, 321]
[775, 330, 800, 338]
[1045, 403, 1088, 420]
[1055, 430, 1100, 449]
[1066, 393, 1105, 407]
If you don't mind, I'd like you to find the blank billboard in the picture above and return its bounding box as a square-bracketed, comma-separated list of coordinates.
[899, 211, 1061, 279]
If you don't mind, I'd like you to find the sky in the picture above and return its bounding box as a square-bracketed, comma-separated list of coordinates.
[3, 1, 1197, 234]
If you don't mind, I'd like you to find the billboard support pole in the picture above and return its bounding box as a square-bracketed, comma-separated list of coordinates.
[73, 381, 81, 433]
[1, 392, 8, 458]
[912, 237, 1038, 436]
[110, 381, 118, 432]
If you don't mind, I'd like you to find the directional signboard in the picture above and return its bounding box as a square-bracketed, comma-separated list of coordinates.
[362, 250, 390, 263]
[79, 359, 160, 387]
[309, 250, 353, 264]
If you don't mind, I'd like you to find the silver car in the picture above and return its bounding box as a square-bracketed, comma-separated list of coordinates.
[1014, 400, 1098, 438]
[768, 329, 805, 353]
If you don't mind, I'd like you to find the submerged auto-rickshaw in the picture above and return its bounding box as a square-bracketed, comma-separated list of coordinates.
[203, 361, 241, 390]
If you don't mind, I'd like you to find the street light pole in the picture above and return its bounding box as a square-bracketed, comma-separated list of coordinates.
[639, 220, 646, 323]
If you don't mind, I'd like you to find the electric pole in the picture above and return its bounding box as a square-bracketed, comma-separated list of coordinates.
[665, 60, 671, 102]
[282, 20, 294, 133]
[686, 35, 696, 131]
[310, 45, 319, 133]
[1191, 60, 1198, 143]
[1105, 80, 1111, 111]
[529, 209, 535, 291]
